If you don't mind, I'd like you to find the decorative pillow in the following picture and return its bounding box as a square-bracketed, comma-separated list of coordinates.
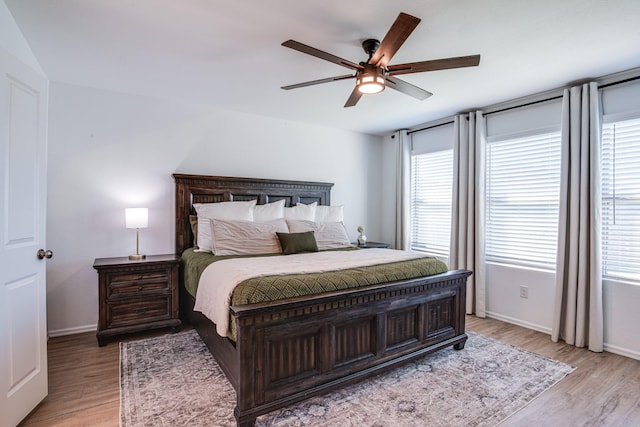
[193, 200, 257, 252]
[276, 231, 319, 255]
[284, 202, 317, 221]
[211, 218, 288, 256]
[286, 220, 352, 250]
[253, 199, 286, 222]
[315, 205, 344, 222]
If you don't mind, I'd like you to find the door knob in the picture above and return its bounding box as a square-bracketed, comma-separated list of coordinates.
[37, 249, 53, 260]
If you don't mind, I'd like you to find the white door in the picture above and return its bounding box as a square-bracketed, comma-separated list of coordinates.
[0, 48, 49, 427]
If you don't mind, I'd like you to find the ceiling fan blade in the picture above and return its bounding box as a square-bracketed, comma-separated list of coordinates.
[369, 12, 421, 68]
[281, 74, 355, 90]
[385, 75, 433, 100]
[344, 87, 362, 107]
[388, 54, 481, 76]
[282, 40, 363, 71]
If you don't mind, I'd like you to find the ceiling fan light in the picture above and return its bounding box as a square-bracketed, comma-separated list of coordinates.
[357, 68, 385, 94]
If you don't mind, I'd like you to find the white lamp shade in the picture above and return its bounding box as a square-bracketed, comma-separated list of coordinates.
[125, 208, 148, 229]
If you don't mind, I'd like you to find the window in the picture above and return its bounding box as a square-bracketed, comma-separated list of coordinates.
[601, 117, 640, 282]
[410, 150, 453, 256]
[485, 131, 562, 268]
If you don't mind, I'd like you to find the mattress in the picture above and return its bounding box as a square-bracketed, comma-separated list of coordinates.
[181, 248, 448, 340]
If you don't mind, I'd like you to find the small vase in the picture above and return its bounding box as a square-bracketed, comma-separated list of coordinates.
[357, 233, 367, 246]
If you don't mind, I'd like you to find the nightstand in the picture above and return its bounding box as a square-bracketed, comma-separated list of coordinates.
[93, 254, 181, 346]
[356, 241, 391, 249]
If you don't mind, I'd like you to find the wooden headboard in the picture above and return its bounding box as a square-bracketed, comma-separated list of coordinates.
[173, 174, 334, 255]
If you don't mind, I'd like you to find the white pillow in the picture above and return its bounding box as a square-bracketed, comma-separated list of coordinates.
[284, 202, 317, 221]
[211, 218, 288, 256]
[193, 200, 257, 252]
[315, 205, 344, 223]
[253, 199, 285, 222]
[286, 220, 352, 250]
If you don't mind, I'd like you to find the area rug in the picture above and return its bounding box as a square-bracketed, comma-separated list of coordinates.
[120, 330, 574, 426]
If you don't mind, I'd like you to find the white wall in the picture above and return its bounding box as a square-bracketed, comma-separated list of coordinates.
[485, 263, 555, 333]
[603, 279, 640, 358]
[46, 82, 383, 335]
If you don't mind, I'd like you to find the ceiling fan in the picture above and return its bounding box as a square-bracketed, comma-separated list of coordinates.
[281, 12, 480, 107]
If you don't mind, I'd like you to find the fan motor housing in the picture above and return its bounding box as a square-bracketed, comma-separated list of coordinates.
[362, 39, 380, 58]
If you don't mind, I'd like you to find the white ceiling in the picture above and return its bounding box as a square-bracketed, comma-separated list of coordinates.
[6, 0, 640, 136]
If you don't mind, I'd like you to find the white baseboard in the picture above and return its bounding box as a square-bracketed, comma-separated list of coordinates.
[603, 343, 640, 361]
[484, 312, 640, 361]
[48, 324, 97, 338]
[485, 311, 552, 335]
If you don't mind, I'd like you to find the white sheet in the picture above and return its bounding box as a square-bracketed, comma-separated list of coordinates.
[193, 248, 431, 336]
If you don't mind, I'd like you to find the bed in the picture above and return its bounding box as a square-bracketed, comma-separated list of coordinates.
[174, 173, 472, 427]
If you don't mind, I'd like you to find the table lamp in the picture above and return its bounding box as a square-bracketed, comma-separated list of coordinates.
[125, 208, 148, 260]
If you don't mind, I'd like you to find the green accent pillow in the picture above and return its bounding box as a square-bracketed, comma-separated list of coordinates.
[277, 231, 319, 255]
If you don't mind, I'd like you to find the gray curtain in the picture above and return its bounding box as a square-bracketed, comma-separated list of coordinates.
[394, 130, 411, 250]
[450, 112, 486, 316]
[552, 82, 604, 352]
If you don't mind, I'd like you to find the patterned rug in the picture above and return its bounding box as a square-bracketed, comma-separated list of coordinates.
[120, 330, 574, 426]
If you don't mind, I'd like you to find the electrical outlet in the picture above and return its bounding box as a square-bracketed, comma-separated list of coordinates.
[519, 285, 529, 299]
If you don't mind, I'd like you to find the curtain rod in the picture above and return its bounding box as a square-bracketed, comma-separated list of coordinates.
[485, 71, 640, 116]
[406, 68, 640, 133]
[599, 73, 640, 89]
[407, 120, 454, 135]
[484, 95, 563, 117]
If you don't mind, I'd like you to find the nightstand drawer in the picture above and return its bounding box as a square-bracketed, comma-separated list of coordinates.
[107, 270, 170, 297]
[107, 296, 171, 327]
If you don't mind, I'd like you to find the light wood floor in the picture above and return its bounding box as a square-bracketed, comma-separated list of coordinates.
[19, 316, 640, 426]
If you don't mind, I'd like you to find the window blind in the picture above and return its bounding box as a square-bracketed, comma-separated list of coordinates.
[410, 150, 453, 256]
[601, 117, 640, 282]
[485, 132, 561, 268]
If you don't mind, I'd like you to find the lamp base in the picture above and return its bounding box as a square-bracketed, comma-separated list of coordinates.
[129, 254, 146, 261]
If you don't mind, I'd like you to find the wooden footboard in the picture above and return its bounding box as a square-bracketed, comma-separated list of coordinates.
[213, 269, 471, 426]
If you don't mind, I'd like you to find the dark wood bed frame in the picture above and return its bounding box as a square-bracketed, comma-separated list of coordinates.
[173, 173, 472, 427]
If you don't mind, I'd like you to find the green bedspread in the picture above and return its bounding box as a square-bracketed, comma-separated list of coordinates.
[182, 247, 356, 298]
[231, 255, 448, 306]
[181, 247, 449, 340]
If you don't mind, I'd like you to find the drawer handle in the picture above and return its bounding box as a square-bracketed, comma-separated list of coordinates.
[137, 286, 143, 292]
[135, 307, 147, 314]
[138, 275, 144, 280]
